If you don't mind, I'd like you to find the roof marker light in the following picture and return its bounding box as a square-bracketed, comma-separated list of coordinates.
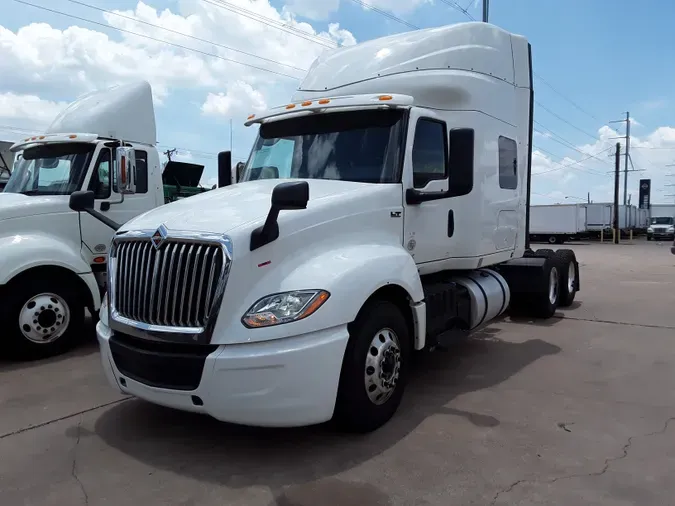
[285, 104, 296, 110]
[378, 95, 393, 101]
[301, 101, 312, 106]
[69, 134, 77, 139]
[247, 114, 256, 120]
[318, 99, 330, 104]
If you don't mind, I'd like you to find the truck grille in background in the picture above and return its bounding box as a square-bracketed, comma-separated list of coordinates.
[113, 239, 226, 328]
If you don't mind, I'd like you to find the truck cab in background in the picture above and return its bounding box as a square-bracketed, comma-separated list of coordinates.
[0, 140, 14, 191]
[0, 81, 225, 359]
[647, 216, 675, 242]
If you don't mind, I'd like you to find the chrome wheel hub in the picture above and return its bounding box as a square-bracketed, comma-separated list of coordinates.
[567, 261, 576, 293]
[19, 293, 70, 344]
[548, 267, 559, 305]
[364, 328, 401, 405]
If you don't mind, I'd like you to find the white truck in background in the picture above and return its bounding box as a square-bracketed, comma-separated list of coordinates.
[0, 81, 233, 360]
[529, 203, 588, 244]
[73, 22, 582, 433]
[0, 140, 14, 191]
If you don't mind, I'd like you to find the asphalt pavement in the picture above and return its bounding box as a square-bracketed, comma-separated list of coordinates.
[1, 238, 674, 506]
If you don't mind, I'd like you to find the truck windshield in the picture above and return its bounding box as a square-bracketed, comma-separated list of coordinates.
[651, 217, 674, 225]
[241, 109, 406, 184]
[4, 143, 95, 196]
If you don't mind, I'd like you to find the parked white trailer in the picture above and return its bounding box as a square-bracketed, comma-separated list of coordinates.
[75, 21, 583, 433]
[586, 203, 638, 234]
[529, 204, 587, 244]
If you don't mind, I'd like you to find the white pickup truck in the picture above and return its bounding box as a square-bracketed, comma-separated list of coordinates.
[73, 21, 582, 432]
[0, 81, 232, 359]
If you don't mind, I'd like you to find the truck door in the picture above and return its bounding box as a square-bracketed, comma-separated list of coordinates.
[402, 108, 458, 264]
[79, 146, 154, 262]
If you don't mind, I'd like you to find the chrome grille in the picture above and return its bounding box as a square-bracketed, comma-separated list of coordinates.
[112, 239, 226, 328]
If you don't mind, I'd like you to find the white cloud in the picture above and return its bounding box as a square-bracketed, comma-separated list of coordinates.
[0, 92, 68, 125]
[531, 123, 675, 205]
[201, 81, 268, 119]
[0, 0, 355, 126]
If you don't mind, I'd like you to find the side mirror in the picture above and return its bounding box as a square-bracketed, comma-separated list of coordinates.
[271, 181, 309, 210]
[217, 151, 232, 187]
[250, 181, 310, 251]
[115, 147, 136, 194]
[69, 190, 95, 212]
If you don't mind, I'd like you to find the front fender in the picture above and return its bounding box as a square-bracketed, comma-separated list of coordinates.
[0, 232, 91, 285]
[214, 244, 423, 345]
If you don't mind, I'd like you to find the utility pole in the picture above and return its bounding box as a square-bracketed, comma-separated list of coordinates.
[482, 0, 489, 22]
[613, 143, 621, 244]
[163, 148, 177, 162]
[230, 119, 233, 151]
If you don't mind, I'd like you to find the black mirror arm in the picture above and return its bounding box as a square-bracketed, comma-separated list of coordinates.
[250, 206, 280, 251]
[84, 208, 121, 231]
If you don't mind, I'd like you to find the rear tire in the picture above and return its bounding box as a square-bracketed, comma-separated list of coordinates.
[0, 276, 85, 360]
[554, 249, 579, 307]
[333, 300, 411, 433]
[535, 248, 555, 257]
[531, 256, 560, 319]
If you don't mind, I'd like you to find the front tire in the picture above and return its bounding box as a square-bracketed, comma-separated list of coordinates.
[333, 300, 411, 433]
[0, 277, 85, 360]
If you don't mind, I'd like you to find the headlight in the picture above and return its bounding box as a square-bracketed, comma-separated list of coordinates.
[668, 227, 675, 232]
[99, 292, 109, 327]
[242, 290, 330, 328]
[648, 227, 654, 233]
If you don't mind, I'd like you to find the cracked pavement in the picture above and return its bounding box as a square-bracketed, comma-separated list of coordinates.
[1, 240, 674, 506]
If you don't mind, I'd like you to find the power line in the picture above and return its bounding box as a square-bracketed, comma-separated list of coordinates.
[205, 0, 336, 48]
[437, 0, 477, 21]
[349, 0, 419, 29]
[535, 100, 601, 142]
[63, 0, 307, 73]
[12, 0, 303, 80]
[533, 146, 614, 175]
[531, 74, 602, 123]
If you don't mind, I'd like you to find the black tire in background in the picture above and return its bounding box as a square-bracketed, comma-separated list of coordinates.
[535, 248, 555, 258]
[530, 256, 560, 319]
[0, 276, 86, 360]
[333, 299, 411, 433]
[554, 249, 579, 307]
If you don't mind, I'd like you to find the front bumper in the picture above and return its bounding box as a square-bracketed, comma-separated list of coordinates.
[648, 232, 675, 240]
[96, 321, 350, 427]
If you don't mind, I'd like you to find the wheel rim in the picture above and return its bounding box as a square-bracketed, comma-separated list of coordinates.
[548, 267, 559, 305]
[364, 328, 401, 405]
[19, 293, 70, 344]
[567, 261, 576, 293]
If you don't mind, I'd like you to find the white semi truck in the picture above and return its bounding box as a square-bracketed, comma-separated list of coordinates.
[0, 81, 232, 359]
[72, 22, 582, 432]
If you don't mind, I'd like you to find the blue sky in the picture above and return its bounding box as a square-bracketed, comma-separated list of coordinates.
[1, 0, 674, 204]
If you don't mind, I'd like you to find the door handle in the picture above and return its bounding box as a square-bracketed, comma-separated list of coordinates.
[447, 210, 454, 238]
